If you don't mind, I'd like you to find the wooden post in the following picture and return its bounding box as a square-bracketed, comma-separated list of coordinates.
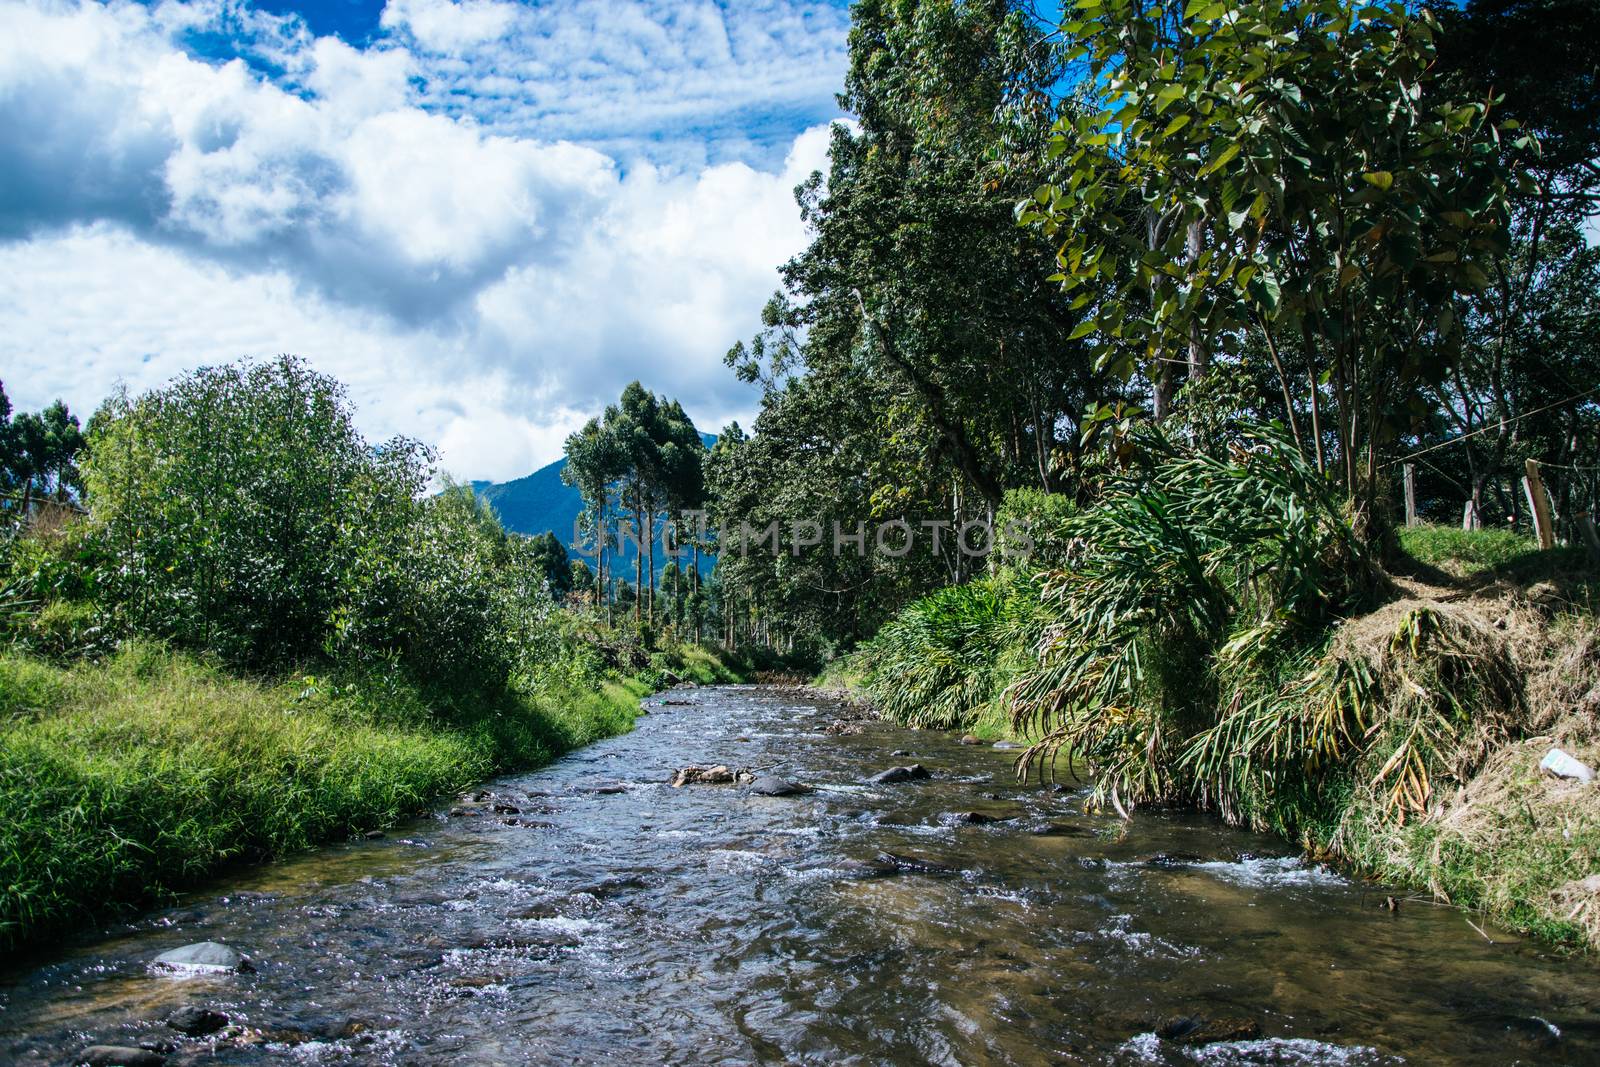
[1462, 499, 1480, 531]
[1403, 463, 1418, 527]
[1577, 513, 1600, 567]
[1523, 459, 1556, 550]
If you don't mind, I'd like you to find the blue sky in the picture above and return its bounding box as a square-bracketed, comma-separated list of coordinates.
[0, 0, 854, 479]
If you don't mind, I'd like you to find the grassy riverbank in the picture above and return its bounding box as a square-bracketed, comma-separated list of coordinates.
[833, 521, 1600, 950]
[0, 639, 747, 954]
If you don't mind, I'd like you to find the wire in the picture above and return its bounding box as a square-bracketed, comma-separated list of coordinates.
[1386, 384, 1600, 467]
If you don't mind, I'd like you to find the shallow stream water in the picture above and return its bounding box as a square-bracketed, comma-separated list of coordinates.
[2, 685, 1597, 1065]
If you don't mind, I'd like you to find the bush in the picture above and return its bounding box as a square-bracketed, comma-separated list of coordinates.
[80, 357, 562, 690]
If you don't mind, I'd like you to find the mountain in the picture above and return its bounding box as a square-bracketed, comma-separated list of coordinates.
[471, 432, 717, 571]
[470, 459, 584, 547]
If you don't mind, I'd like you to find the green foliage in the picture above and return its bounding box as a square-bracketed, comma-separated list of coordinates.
[1028, 0, 1518, 509]
[0, 382, 86, 507]
[83, 357, 411, 667]
[995, 487, 1075, 568]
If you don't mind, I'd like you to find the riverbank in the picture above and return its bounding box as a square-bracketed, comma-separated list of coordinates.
[0, 639, 750, 954]
[826, 528, 1600, 951]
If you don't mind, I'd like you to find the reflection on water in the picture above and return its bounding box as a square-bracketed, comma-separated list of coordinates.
[2, 686, 1596, 1065]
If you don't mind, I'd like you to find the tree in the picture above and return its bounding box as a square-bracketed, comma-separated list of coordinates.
[561, 415, 624, 608]
[527, 531, 572, 599]
[84, 356, 400, 665]
[1027, 0, 1517, 527]
[1425, 0, 1600, 528]
[562, 383, 707, 628]
[731, 0, 1100, 508]
[1, 393, 85, 511]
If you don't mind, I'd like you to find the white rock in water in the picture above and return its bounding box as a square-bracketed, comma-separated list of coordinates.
[150, 941, 249, 975]
[1540, 748, 1594, 784]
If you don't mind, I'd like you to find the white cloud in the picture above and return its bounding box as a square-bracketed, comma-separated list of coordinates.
[381, 0, 519, 54]
[0, 0, 848, 479]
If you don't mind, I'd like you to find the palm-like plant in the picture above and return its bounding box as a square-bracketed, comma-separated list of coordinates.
[1008, 424, 1372, 809]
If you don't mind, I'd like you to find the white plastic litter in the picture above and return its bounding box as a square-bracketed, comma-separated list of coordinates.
[1540, 747, 1595, 784]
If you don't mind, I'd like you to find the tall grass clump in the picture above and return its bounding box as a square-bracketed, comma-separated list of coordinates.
[1007, 425, 1376, 810]
[862, 569, 1050, 730]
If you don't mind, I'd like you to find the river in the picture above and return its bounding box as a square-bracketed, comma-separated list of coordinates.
[2, 685, 1596, 1065]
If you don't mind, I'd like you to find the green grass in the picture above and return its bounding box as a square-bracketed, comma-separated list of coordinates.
[1396, 523, 1539, 577]
[0, 639, 746, 953]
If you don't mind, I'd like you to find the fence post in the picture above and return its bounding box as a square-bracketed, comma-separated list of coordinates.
[1403, 463, 1418, 527]
[1523, 459, 1556, 550]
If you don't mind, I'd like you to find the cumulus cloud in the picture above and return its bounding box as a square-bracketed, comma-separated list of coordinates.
[0, 0, 848, 480]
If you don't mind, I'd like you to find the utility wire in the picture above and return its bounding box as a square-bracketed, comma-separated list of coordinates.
[1386, 384, 1600, 467]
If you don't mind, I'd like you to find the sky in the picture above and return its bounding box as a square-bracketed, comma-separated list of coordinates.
[0, 0, 853, 480]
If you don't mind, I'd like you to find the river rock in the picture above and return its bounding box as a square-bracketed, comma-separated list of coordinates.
[749, 775, 812, 796]
[889, 749, 913, 757]
[946, 810, 1005, 825]
[874, 850, 959, 876]
[958, 734, 982, 745]
[992, 740, 1023, 750]
[1158, 1016, 1262, 1045]
[869, 764, 930, 784]
[79, 1047, 166, 1067]
[1029, 822, 1094, 837]
[834, 857, 900, 878]
[150, 942, 250, 975]
[672, 765, 736, 787]
[823, 719, 865, 736]
[166, 1006, 228, 1036]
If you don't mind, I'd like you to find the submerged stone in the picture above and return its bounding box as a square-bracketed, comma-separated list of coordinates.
[166, 1005, 228, 1036]
[1157, 1016, 1262, 1045]
[80, 1046, 166, 1067]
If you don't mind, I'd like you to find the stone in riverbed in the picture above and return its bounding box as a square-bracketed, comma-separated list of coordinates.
[150, 942, 251, 975]
[671, 765, 736, 787]
[79, 1047, 166, 1067]
[992, 740, 1024, 750]
[166, 1006, 228, 1036]
[874, 850, 959, 876]
[749, 775, 812, 796]
[1157, 1016, 1262, 1045]
[869, 764, 930, 784]
[945, 810, 1006, 825]
[958, 734, 982, 745]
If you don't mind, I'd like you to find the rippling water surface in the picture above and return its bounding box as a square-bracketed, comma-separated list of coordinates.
[3, 686, 1596, 1065]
